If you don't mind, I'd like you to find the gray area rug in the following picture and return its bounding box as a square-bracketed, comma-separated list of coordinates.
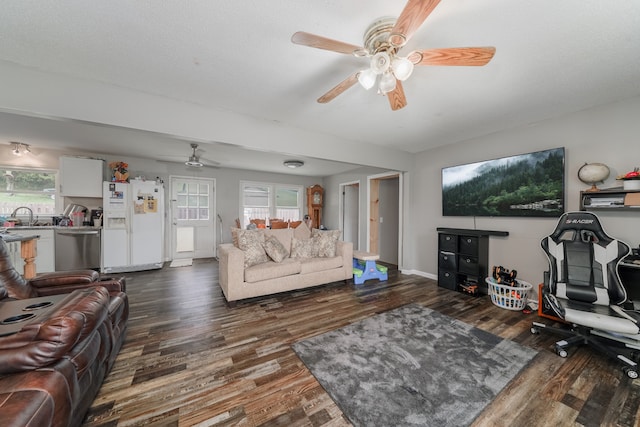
[292, 303, 537, 427]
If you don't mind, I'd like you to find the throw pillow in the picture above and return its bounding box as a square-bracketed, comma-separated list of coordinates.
[293, 221, 312, 240]
[311, 228, 342, 240]
[311, 229, 341, 257]
[236, 229, 268, 268]
[263, 235, 289, 263]
[291, 237, 315, 259]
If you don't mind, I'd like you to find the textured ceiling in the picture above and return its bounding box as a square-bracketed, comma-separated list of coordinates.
[1, 1, 639, 174]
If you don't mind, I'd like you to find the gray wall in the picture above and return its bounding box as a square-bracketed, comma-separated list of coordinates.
[406, 96, 640, 291]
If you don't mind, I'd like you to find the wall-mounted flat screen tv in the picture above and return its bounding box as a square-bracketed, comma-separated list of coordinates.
[442, 147, 565, 217]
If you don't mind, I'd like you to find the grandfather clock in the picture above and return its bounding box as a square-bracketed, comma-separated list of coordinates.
[306, 185, 323, 229]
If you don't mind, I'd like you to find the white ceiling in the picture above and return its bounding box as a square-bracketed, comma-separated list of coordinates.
[1, 1, 639, 175]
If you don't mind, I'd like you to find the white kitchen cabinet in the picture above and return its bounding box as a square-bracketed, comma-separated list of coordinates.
[60, 157, 104, 197]
[10, 229, 55, 273]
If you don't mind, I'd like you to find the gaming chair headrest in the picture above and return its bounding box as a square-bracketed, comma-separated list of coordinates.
[548, 211, 612, 246]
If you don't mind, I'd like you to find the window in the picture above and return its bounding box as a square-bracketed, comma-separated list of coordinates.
[241, 181, 302, 227]
[0, 168, 57, 220]
[176, 182, 210, 220]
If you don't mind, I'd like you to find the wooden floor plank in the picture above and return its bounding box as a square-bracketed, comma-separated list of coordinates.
[82, 259, 640, 426]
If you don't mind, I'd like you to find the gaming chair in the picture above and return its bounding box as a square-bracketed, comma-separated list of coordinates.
[532, 211, 640, 378]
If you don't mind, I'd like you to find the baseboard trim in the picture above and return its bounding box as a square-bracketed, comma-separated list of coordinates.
[400, 269, 437, 280]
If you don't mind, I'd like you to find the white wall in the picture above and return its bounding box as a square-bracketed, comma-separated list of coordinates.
[407, 96, 640, 289]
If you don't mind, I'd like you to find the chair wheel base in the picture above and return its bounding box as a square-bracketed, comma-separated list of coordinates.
[623, 366, 639, 379]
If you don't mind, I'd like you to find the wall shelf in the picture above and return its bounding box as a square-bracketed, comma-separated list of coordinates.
[580, 187, 640, 211]
[436, 228, 509, 237]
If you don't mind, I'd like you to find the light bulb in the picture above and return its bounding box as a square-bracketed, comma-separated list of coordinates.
[370, 52, 391, 74]
[358, 69, 377, 90]
[378, 72, 397, 94]
[391, 56, 414, 81]
[12, 144, 21, 156]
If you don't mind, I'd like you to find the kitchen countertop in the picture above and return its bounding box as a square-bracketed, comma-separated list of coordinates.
[1, 226, 102, 231]
[0, 233, 40, 242]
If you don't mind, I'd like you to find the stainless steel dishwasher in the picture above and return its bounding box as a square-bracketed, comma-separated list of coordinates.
[54, 228, 101, 271]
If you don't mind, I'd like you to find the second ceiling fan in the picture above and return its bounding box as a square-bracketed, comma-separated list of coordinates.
[292, 0, 496, 111]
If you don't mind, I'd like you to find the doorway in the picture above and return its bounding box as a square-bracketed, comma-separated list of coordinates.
[368, 173, 402, 266]
[169, 176, 216, 260]
[339, 181, 360, 251]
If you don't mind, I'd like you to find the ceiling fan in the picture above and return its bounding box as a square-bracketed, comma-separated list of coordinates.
[291, 0, 496, 111]
[159, 143, 219, 168]
[185, 143, 205, 167]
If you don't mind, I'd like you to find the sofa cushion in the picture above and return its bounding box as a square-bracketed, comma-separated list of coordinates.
[311, 229, 342, 258]
[244, 258, 301, 283]
[263, 236, 289, 263]
[264, 228, 293, 256]
[291, 237, 315, 259]
[299, 256, 344, 274]
[236, 229, 268, 268]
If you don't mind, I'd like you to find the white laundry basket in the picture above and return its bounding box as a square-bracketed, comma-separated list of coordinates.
[485, 277, 532, 311]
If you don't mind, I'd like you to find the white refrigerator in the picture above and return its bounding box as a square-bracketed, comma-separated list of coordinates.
[102, 179, 165, 273]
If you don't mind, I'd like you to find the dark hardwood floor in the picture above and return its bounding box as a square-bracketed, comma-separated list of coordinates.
[83, 260, 640, 427]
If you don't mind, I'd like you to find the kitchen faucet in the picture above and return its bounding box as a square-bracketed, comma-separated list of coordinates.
[10, 206, 34, 226]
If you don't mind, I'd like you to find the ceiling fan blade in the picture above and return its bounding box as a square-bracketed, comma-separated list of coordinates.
[387, 81, 407, 111]
[317, 73, 359, 104]
[409, 47, 496, 66]
[157, 159, 219, 169]
[292, 31, 364, 55]
[389, 0, 441, 48]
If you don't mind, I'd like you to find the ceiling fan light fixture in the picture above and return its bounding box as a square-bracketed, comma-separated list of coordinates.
[185, 143, 204, 167]
[283, 160, 304, 169]
[357, 69, 377, 90]
[391, 56, 414, 81]
[370, 51, 391, 74]
[11, 142, 22, 156]
[378, 72, 397, 94]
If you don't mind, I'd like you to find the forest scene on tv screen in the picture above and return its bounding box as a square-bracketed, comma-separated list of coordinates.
[442, 147, 565, 217]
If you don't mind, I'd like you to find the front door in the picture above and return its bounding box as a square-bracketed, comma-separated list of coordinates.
[170, 176, 216, 260]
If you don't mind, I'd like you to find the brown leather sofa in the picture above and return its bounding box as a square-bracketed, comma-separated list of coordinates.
[0, 237, 128, 427]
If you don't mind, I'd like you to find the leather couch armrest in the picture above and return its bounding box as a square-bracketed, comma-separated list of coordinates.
[0, 287, 110, 374]
[28, 270, 99, 288]
[28, 271, 126, 297]
[218, 243, 245, 302]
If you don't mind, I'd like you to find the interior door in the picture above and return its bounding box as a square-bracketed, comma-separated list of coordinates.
[170, 177, 216, 260]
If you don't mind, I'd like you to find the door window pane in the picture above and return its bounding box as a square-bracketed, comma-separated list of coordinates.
[177, 181, 210, 220]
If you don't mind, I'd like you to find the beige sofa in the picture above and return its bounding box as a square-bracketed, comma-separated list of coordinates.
[218, 226, 353, 302]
